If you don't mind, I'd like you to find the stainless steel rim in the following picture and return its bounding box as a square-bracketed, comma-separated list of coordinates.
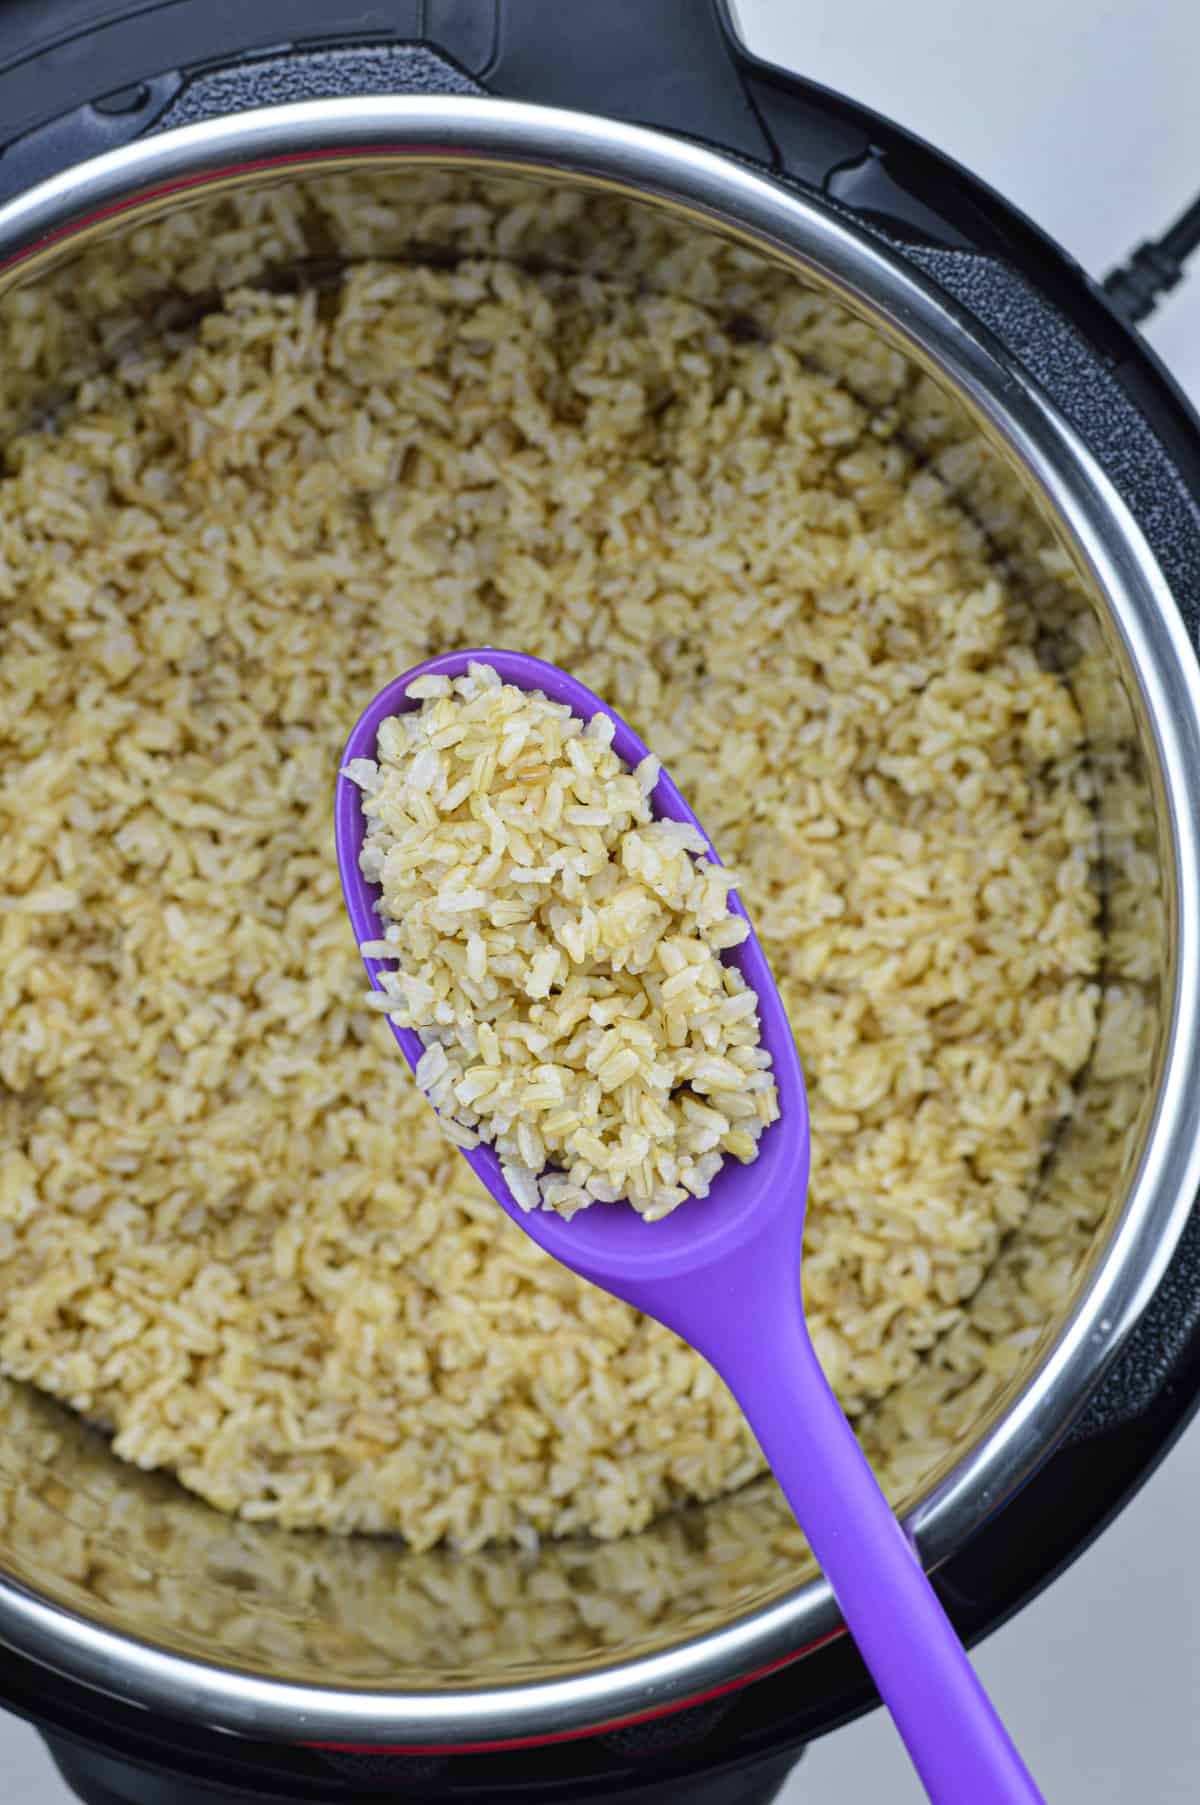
[0, 95, 1199, 1744]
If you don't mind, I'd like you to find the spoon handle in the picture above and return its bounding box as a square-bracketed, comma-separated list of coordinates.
[714, 1296, 1044, 1804]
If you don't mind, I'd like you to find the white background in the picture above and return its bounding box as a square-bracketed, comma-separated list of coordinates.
[4, 1, 1200, 1799]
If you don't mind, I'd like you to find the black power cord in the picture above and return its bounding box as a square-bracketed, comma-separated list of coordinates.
[1103, 189, 1200, 325]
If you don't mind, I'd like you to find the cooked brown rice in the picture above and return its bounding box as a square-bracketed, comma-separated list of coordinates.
[349, 662, 778, 1220]
[0, 249, 1101, 1550]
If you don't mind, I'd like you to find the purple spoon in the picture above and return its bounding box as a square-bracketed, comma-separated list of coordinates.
[335, 647, 1044, 1805]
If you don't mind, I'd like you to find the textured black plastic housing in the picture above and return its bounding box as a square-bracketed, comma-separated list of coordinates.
[0, 3, 1199, 1801]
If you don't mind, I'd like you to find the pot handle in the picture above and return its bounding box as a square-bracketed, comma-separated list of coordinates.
[3, 0, 1175, 318]
[0, 0, 768, 205]
[0, 0, 1004, 253]
[0, 0, 1153, 271]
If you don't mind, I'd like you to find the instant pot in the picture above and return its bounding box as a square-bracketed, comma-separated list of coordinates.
[3, 4, 1200, 1802]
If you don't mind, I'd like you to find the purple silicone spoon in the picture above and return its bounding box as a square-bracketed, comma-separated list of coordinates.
[335, 647, 1044, 1805]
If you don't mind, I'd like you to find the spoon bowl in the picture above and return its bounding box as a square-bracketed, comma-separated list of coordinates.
[335, 647, 809, 1323]
[336, 647, 1043, 1805]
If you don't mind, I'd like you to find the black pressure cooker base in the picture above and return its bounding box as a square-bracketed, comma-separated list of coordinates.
[43, 1734, 800, 1805]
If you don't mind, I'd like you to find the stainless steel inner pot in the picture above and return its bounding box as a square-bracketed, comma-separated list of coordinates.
[1, 97, 1199, 1746]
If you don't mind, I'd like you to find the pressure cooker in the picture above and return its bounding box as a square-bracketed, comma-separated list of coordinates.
[2, 4, 1200, 1802]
